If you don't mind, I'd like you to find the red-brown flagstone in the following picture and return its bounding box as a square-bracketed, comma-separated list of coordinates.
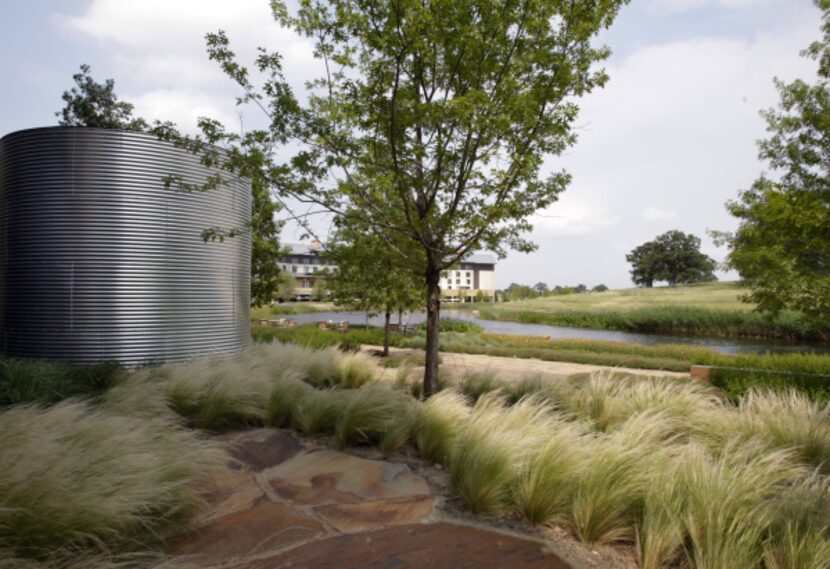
[240, 522, 571, 569]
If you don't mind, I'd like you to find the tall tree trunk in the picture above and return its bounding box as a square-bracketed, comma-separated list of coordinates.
[383, 307, 391, 357]
[424, 265, 441, 398]
[398, 308, 403, 327]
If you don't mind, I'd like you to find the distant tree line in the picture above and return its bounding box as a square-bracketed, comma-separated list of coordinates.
[499, 282, 609, 302]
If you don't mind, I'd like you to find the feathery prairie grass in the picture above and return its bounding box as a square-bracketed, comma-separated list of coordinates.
[763, 472, 830, 569]
[565, 412, 680, 544]
[458, 370, 506, 403]
[334, 384, 414, 449]
[336, 351, 376, 389]
[449, 394, 554, 515]
[696, 388, 830, 472]
[740, 389, 830, 472]
[0, 401, 225, 564]
[414, 389, 471, 464]
[561, 372, 723, 433]
[290, 388, 345, 436]
[513, 417, 588, 525]
[679, 441, 804, 569]
[104, 343, 375, 430]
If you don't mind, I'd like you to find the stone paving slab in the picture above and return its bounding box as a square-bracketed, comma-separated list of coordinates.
[170, 429, 575, 569]
[314, 495, 436, 533]
[172, 496, 326, 566]
[264, 449, 431, 506]
[225, 430, 303, 472]
[239, 523, 570, 569]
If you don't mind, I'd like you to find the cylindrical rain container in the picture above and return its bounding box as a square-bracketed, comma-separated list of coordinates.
[0, 127, 252, 365]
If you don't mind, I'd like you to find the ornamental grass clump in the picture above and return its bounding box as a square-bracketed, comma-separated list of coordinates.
[562, 372, 723, 434]
[762, 472, 830, 569]
[678, 441, 804, 569]
[265, 373, 312, 427]
[414, 389, 472, 464]
[565, 411, 679, 544]
[740, 389, 830, 472]
[336, 351, 376, 389]
[458, 370, 506, 403]
[290, 388, 345, 436]
[449, 394, 554, 515]
[0, 401, 225, 565]
[334, 384, 414, 448]
[513, 417, 589, 525]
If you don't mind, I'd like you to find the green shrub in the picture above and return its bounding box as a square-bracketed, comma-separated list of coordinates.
[711, 367, 830, 403]
[0, 358, 123, 407]
[337, 339, 362, 353]
[439, 318, 484, 334]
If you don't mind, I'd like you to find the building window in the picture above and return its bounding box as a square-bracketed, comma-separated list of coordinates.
[456, 279, 461, 284]
[292, 265, 297, 273]
[467, 279, 471, 285]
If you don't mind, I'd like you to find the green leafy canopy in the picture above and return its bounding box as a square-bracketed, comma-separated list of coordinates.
[719, 0, 830, 326]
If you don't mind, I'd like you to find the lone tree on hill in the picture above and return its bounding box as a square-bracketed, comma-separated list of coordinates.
[626, 230, 717, 287]
[717, 0, 830, 325]
[187, 0, 630, 396]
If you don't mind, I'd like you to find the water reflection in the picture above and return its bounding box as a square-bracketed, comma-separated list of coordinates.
[278, 310, 829, 356]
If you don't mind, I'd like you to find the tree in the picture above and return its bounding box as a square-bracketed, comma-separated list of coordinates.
[276, 272, 297, 301]
[312, 271, 331, 301]
[326, 222, 423, 356]
[56, 64, 148, 130]
[57, 65, 287, 306]
[201, 0, 629, 396]
[592, 284, 609, 292]
[627, 230, 717, 287]
[718, 0, 830, 324]
[533, 282, 549, 296]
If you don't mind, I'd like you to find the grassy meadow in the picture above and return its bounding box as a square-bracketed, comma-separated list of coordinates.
[495, 281, 755, 312]
[3, 342, 829, 569]
[476, 282, 828, 341]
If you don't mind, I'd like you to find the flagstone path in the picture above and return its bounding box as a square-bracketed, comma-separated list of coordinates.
[170, 429, 582, 569]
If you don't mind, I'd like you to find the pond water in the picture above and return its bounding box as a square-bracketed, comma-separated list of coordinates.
[278, 310, 830, 356]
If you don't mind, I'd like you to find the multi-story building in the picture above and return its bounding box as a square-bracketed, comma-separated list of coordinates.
[439, 254, 496, 303]
[277, 244, 496, 302]
[277, 242, 333, 301]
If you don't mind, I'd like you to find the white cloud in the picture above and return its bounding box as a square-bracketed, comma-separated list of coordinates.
[58, 0, 318, 130]
[531, 196, 621, 236]
[129, 89, 238, 134]
[646, 0, 779, 14]
[642, 207, 677, 221]
[509, 9, 821, 287]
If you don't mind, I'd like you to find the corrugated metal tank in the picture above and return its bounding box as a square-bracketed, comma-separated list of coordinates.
[0, 127, 252, 365]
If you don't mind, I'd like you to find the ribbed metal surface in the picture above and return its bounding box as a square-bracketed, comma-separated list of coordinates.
[0, 127, 252, 365]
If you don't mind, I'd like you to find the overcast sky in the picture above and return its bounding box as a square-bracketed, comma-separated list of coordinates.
[0, 0, 823, 289]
